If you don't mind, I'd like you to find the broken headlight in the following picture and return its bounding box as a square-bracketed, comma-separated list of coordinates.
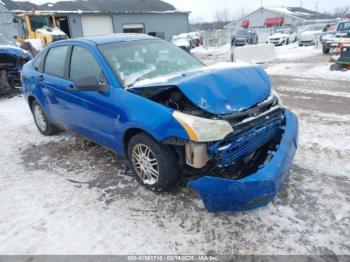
[272, 89, 284, 107]
[173, 111, 233, 142]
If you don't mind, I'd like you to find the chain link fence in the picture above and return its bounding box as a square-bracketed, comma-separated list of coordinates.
[201, 28, 275, 48]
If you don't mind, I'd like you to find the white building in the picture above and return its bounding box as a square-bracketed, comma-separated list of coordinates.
[225, 7, 335, 31]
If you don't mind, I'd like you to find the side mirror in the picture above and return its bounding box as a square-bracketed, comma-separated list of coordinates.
[74, 74, 108, 92]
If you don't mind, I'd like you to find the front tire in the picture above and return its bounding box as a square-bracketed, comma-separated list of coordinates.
[127, 133, 179, 192]
[31, 100, 60, 136]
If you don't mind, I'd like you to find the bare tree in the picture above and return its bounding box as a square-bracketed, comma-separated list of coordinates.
[333, 6, 350, 18]
[215, 9, 232, 23]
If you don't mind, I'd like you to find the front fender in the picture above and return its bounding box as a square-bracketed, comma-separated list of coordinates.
[113, 89, 190, 156]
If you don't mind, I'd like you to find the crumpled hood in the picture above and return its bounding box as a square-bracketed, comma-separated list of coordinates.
[133, 65, 272, 115]
[0, 45, 28, 58]
[175, 66, 271, 115]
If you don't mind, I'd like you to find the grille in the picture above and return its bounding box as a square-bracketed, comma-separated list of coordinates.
[208, 108, 285, 167]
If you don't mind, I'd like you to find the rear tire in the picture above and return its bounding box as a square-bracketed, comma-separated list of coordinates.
[127, 133, 179, 192]
[31, 100, 60, 136]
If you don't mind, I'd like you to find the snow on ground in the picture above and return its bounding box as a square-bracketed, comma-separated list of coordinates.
[191, 43, 231, 56]
[0, 43, 350, 255]
[266, 62, 350, 81]
[274, 43, 321, 61]
[1, 81, 350, 255]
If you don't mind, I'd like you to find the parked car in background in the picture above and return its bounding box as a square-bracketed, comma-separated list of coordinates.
[188, 32, 203, 47]
[232, 29, 258, 47]
[320, 23, 338, 54]
[298, 24, 326, 46]
[335, 20, 350, 39]
[171, 33, 191, 52]
[22, 34, 298, 212]
[0, 33, 32, 94]
[321, 21, 350, 55]
[268, 27, 297, 46]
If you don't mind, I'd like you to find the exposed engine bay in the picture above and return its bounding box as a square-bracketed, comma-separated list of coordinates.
[0, 54, 19, 71]
[132, 86, 211, 117]
[0, 53, 30, 95]
[131, 85, 285, 181]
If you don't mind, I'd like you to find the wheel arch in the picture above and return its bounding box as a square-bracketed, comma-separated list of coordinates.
[123, 128, 155, 156]
[28, 95, 36, 109]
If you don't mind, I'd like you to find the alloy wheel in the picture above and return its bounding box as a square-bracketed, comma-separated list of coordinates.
[33, 104, 47, 132]
[132, 144, 160, 185]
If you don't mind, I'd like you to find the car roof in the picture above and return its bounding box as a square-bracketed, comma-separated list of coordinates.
[66, 33, 156, 46]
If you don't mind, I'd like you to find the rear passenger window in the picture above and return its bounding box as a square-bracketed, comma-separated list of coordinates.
[33, 51, 46, 72]
[45, 45, 69, 78]
[70, 46, 101, 82]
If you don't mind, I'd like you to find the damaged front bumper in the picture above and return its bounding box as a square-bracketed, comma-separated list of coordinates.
[189, 109, 298, 212]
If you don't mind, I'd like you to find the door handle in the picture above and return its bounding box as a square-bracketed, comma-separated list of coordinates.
[36, 75, 44, 81]
[65, 84, 76, 91]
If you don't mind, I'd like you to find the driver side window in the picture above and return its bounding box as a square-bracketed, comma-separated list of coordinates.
[70, 46, 101, 82]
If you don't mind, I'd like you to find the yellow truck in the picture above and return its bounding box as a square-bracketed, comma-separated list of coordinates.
[15, 12, 68, 55]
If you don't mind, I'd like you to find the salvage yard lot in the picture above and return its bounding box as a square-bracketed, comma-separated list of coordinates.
[0, 45, 350, 255]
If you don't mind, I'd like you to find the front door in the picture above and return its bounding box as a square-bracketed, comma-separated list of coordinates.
[61, 45, 118, 148]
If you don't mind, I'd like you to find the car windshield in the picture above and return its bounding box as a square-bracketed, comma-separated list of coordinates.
[304, 24, 325, 31]
[0, 34, 16, 46]
[237, 30, 251, 36]
[338, 22, 350, 31]
[99, 39, 204, 88]
[276, 28, 292, 34]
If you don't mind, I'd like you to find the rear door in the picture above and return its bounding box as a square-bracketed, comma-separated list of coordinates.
[40, 44, 74, 125]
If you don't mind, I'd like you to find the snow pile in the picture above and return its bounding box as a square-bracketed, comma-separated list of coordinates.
[275, 43, 321, 61]
[192, 43, 324, 66]
[266, 62, 350, 81]
[191, 44, 231, 56]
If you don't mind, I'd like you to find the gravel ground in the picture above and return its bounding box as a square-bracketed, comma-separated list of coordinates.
[0, 49, 349, 255]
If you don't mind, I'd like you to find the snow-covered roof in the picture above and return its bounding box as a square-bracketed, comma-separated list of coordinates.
[224, 6, 335, 29]
[264, 7, 334, 21]
[1, 0, 187, 14]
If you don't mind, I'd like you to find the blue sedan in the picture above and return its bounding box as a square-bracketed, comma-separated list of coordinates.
[22, 34, 298, 212]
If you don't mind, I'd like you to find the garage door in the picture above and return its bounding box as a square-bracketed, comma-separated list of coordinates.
[81, 15, 114, 37]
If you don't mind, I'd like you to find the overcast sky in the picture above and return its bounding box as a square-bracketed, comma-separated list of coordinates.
[163, 0, 348, 22]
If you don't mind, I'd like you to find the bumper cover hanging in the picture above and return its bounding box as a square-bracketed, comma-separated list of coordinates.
[189, 109, 298, 212]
